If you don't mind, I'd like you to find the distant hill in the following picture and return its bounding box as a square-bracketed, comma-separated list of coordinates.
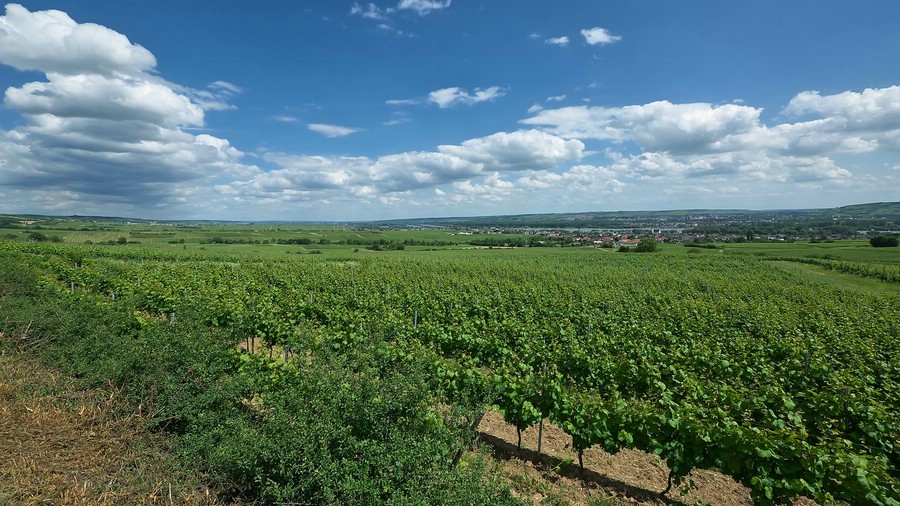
[1, 202, 899, 231]
[373, 202, 900, 230]
[824, 202, 900, 219]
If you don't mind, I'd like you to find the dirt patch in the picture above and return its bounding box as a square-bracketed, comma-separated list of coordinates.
[0, 351, 228, 505]
[477, 409, 819, 506]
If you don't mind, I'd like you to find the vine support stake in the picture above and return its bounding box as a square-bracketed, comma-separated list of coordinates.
[537, 418, 544, 456]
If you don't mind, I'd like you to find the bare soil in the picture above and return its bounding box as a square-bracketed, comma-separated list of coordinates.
[477, 409, 819, 506]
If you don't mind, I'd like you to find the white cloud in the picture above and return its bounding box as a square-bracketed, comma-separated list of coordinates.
[216, 129, 584, 202]
[545, 36, 569, 47]
[527, 103, 543, 114]
[6, 73, 205, 128]
[451, 173, 514, 202]
[784, 86, 900, 132]
[438, 130, 585, 171]
[604, 149, 852, 187]
[382, 113, 410, 126]
[0, 3, 156, 76]
[182, 81, 243, 112]
[386, 98, 422, 105]
[351, 0, 450, 20]
[519, 88, 899, 192]
[522, 101, 763, 153]
[389, 86, 504, 109]
[209, 81, 242, 94]
[308, 123, 363, 137]
[547, 94, 567, 102]
[394, 0, 451, 15]
[0, 4, 256, 212]
[580, 27, 621, 45]
[272, 115, 299, 123]
[375, 23, 405, 35]
[428, 86, 504, 108]
[350, 3, 387, 20]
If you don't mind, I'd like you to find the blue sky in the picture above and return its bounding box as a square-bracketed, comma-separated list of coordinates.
[0, 1, 898, 221]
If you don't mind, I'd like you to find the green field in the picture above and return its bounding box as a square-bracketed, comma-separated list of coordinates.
[722, 240, 900, 264]
[1, 224, 899, 505]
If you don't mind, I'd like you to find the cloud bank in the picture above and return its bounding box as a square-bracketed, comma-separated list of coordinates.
[0, 4, 253, 214]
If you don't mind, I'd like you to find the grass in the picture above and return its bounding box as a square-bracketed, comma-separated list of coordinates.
[5, 218, 900, 264]
[722, 240, 900, 265]
[769, 261, 900, 295]
[0, 223, 534, 259]
[0, 347, 228, 505]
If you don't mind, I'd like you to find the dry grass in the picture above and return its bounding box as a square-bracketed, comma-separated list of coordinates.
[0, 347, 231, 505]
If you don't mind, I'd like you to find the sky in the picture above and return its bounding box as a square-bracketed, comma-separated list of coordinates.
[0, 1, 898, 221]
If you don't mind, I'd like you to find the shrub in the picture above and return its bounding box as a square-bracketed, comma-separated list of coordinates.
[634, 237, 659, 253]
[870, 235, 899, 247]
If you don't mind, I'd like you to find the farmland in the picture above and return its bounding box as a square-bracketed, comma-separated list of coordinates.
[0, 217, 899, 505]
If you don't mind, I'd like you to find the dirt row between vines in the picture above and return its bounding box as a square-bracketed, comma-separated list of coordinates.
[477, 409, 820, 506]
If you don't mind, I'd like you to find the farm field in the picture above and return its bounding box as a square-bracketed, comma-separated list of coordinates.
[0, 234, 899, 505]
[722, 240, 900, 265]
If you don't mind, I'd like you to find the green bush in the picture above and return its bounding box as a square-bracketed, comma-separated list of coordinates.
[870, 235, 899, 247]
[0, 255, 521, 505]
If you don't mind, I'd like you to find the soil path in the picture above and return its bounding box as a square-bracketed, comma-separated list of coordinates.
[477, 409, 819, 506]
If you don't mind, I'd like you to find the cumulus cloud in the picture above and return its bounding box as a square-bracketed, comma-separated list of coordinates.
[308, 123, 363, 137]
[580, 27, 621, 45]
[784, 86, 900, 134]
[216, 129, 585, 202]
[519, 87, 900, 189]
[545, 36, 569, 47]
[0, 4, 254, 212]
[428, 86, 504, 108]
[523, 101, 762, 154]
[0, 3, 155, 75]
[438, 130, 584, 171]
[6, 73, 205, 127]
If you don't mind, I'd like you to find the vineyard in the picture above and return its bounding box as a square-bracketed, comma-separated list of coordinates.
[1, 240, 898, 505]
